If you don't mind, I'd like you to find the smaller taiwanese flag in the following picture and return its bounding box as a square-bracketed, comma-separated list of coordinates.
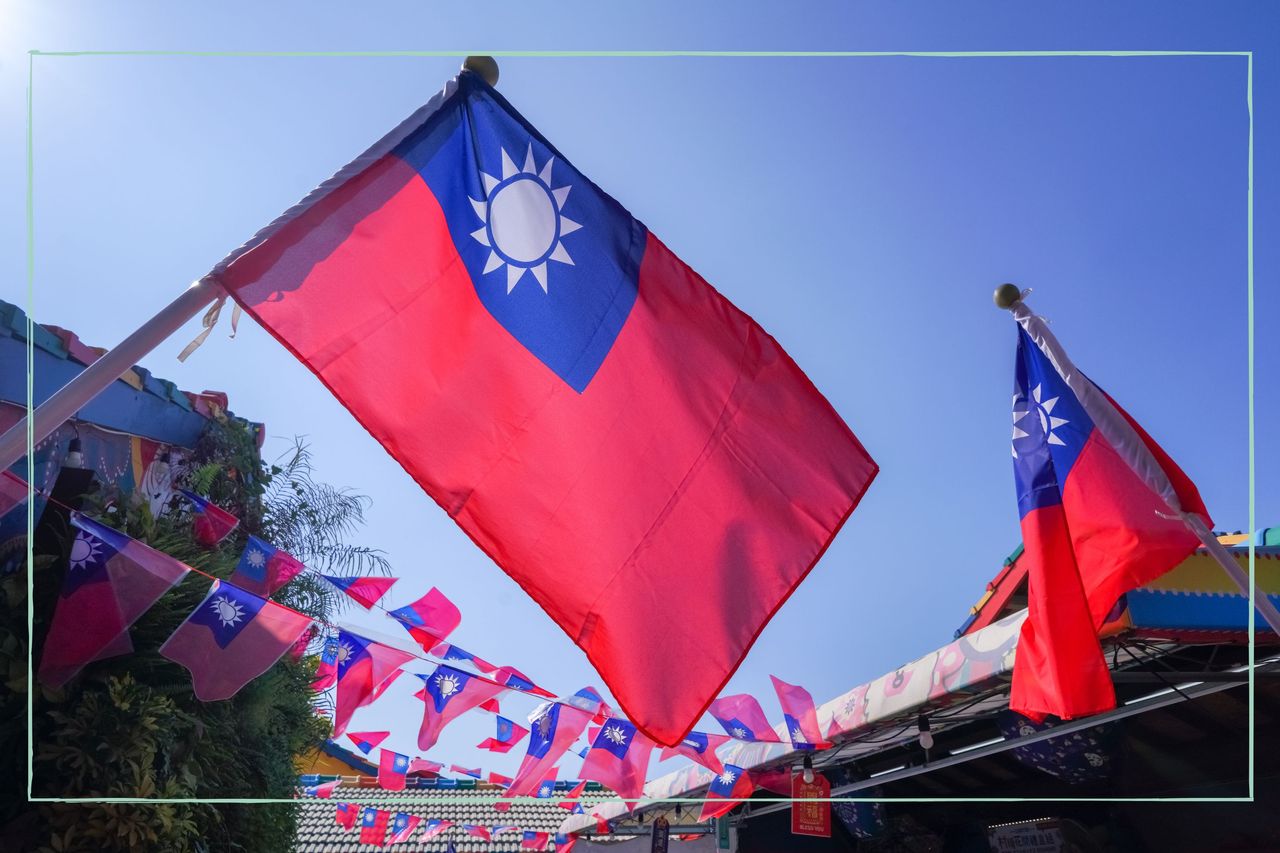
[421, 819, 452, 840]
[332, 630, 415, 736]
[450, 764, 482, 779]
[360, 807, 390, 846]
[478, 715, 529, 753]
[39, 514, 189, 688]
[488, 771, 513, 787]
[658, 731, 730, 775]
[160, 579, 313, 701]
[709, 694, 781, 742]
[178, 490, 238, 546]
[770, 675, 831, 749]
[580, 718, 656, 802]
[556, 779, 588, 809]
[479, 697, 501, 713]
[463, 824, 491, 841]
[322, 574, 397, 609]
[230, 534, 305, 596]
[554, 833, 579, 853]
[389, 812, 421, 844]
[494, 664, 556, 698]
[312, 635, 340, 690]
[335, 802, 359, 830]
[522, 831, 551, 850]
[410, 757, 444, 775]
[347, 730, 390, 755]
[533, 766, 560, 799]
[437, 642, 498, 673]
[748, 767, 793, 796]
[303, 779, 340, 798]
[378, 748, 411, 790]
[698, 764, 753, 821]
[491, 824, 520, 836]
[389, 587, 461, 651]
[506, 688, 602, 796]
[416, 663, 505, 751]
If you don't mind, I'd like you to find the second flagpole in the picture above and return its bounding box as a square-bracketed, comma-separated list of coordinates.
[995, 282, 1280, 637]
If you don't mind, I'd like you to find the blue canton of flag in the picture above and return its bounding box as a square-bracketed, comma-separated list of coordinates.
[527, 704, 561, 759]
[362, 807, 377, 826]
[681, 732, 710, 754]
[184, 581, 267, 648]
[321, 637, 339, 666]
[783, 713, 814, 749]
[64, 520, 124, 594]
[495, 716, 515, 741]
[424, 664, 474, 712]
[1011, 327, 1093, 517]
[336, 631, 371, 675]
[396, 87, 645, 392]
[594, 719, 636, 760]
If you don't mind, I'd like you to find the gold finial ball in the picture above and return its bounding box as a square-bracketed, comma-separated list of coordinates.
[463, 55, 500, 87]
[993, 283, 1023, 310]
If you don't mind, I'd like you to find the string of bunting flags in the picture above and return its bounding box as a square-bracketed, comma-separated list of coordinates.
[30, 483, 837, 827]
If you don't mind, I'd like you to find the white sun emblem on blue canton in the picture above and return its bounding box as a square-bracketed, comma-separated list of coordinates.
[434, 672, 460, 697]
[210, 595, 245, 628]
[246, 548, 266, 568]
[469, 143, 583, 294]
[1011, 382, 1070, 459]
[603, 724, 628, 746]
[718, 769, 736, 786]
[68, 531, 104, 572]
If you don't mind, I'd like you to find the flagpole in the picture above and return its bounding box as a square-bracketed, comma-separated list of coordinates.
[0, 277, 224, 472]
[994, 283, 1280, 636]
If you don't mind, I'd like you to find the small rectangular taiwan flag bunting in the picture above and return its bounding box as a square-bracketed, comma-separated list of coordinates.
[360, 807, 390, 846]
[709, 694, 781, 743]
[421, 819, 452, 840]
[378, 748, 411, 790]
[333, 630, 415, 736]
[699, 764, 754, 821]
[389, 586, 461, 651]
[160, 579, 313, 701]
[335, 802, 359, 829]
[39, 513, 189, 688]
[231, 534, 305, 596]
[303, 779, 341, 798]
[463, 824, 491, 841]
[347, 730, 390, 755]
[580, 718, 656, 802]
[178, 490, 238, 546]
[211, 68, 878, 745]
[417, 663, 505, 751]
[450, 764, 482, 779]
[658, 731, 730, 775]
[313, 634, 340, 690]
[321, 574, 397, 609]
[389, 812, 421, 844]
[522, 831, 551, 850]
[770, 675, 831, 749]
[478, 715, 529, 752]
[410, 757, 444, 775]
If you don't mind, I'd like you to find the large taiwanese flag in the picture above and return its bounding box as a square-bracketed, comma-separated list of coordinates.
[1007, 303, 1208, 721]
[209, 70, 877, 744]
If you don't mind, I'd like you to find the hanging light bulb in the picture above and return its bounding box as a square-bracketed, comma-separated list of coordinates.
[63, 435, 85, 469]
[917, 715, 934, 752]
[802, 752, 815, 784]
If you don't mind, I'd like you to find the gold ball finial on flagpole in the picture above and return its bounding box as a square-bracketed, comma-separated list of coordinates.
[463, 56, 500, 87]
[994, 283, 1023, 310]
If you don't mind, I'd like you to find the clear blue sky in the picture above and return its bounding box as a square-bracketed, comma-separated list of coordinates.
[3, 2, 1277, 786]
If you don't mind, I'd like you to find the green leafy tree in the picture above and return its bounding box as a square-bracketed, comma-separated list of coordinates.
[1, 418, 387, 853]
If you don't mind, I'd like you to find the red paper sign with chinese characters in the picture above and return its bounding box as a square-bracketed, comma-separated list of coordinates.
[791, 771, 831, 837]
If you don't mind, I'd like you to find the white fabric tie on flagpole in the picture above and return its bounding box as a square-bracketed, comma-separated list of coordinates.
[176, 291, 228, 362]
[1010, 297, 1280, 636]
